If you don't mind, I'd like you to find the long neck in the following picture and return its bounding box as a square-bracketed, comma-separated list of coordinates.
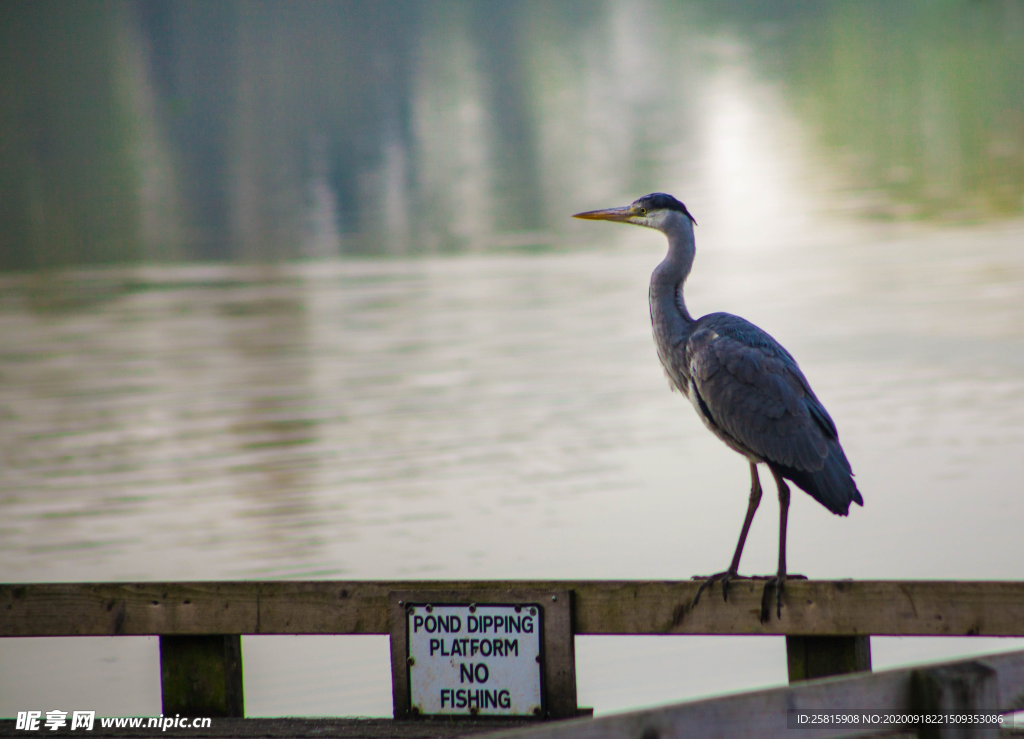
[649, 211, 696, 333]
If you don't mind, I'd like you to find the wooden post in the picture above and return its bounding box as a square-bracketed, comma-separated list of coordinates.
[159, 635, 244, 717]
[911, 662, 999, 739]
[785, 635, 871, 682]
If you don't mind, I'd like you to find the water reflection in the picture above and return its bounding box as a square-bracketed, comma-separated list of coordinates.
[2, 1, 1022, 268]
[752, 0, 1024, 220]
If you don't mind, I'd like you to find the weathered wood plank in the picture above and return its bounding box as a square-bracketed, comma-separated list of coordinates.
[480, 649, 1024, 739]
[257, 581, 391, 634]
[573, 580, 1024, 637]
[0, 582, 258, 636]
[4, 580, 1024, 637]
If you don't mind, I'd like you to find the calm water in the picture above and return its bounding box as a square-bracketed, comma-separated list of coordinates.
[4, 0, 1024, 719]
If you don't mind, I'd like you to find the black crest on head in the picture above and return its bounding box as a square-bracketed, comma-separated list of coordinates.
[636, 193, 697, 225]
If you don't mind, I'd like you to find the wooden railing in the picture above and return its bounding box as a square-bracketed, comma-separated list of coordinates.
[4, 580, 1024, 719]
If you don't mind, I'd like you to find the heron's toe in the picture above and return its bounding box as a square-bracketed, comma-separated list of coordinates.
[691, 570, 734, 608]
[759, 576, 787, 623]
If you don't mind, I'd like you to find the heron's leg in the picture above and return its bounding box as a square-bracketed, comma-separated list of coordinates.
[760, 468, 791, 622]
[692, 463, 762, 606]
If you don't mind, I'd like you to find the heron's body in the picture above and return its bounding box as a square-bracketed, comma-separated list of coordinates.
[651, 302, 860, 518]
[575, 192, 862, 620]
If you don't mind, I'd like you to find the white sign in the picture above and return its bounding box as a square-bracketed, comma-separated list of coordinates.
[407, 603, 543, 716]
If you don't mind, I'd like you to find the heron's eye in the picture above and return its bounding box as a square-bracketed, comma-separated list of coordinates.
[640, 207, 647, 215]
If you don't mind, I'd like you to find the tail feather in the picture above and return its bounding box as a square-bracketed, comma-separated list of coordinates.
[768, 439, 862, 515]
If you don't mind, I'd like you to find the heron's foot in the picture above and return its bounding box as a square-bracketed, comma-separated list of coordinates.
[759, 574, 794, 623]
[690, 570, 750, 607]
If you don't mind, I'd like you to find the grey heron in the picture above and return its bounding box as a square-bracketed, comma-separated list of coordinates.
[574, 193, 862, 621]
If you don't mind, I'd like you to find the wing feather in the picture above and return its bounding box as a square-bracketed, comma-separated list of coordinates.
[686, 319, 828, 471]
[666, 313, 861, 515]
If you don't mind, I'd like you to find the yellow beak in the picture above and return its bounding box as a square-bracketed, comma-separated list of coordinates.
[572, 206, 634, 222]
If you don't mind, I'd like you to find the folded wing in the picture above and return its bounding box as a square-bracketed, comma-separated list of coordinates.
[686, 315, 863, 515]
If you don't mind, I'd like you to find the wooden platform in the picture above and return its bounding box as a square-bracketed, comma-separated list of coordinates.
[0, 718, 538, 739]
[5, 579, 1024, 736]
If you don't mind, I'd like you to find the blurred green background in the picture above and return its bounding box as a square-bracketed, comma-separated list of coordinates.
[2, 0, 1022, 270]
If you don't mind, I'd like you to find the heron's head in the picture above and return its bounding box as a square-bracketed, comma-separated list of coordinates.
[572, 192, 696, 231]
